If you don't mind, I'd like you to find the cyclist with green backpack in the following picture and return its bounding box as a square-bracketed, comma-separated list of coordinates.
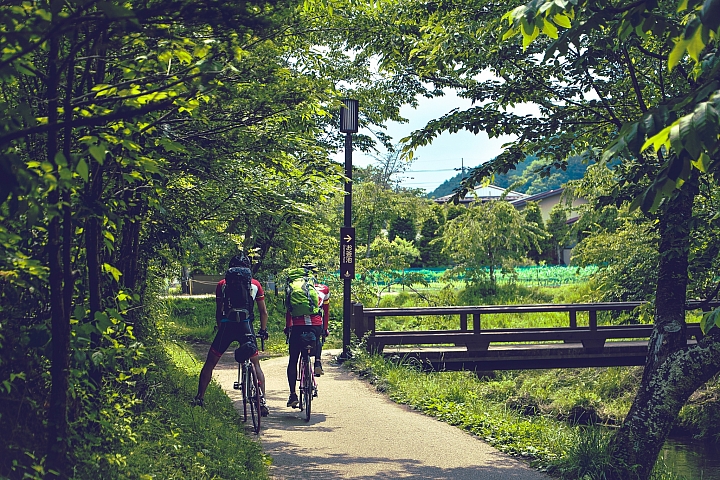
[283, 262, 330, 408]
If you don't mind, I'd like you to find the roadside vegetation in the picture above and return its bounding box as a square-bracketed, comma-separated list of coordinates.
[71, 341, 269, 480]
[343, 280, 720, 480]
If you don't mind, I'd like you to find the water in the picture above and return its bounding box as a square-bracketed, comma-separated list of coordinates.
[661, 437, 720, 479]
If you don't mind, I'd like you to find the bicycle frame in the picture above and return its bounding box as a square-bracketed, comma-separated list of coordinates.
[297, 344, 318, 422]
[233, 335, 264, 434]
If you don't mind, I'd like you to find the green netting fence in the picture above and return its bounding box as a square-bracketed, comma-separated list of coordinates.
[363, 265, 598, 288]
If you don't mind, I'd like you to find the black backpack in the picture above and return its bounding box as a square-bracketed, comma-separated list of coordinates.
[224, 267, 253, 321]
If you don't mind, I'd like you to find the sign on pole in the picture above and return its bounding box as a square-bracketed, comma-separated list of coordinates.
[340, 227, 355, 279]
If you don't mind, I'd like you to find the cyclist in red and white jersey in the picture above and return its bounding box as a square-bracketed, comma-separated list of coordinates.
[284, 262, 330, 408]
[194, 254, 269, 416]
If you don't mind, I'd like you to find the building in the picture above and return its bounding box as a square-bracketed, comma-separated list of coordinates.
[509, 187, 587, 221]
[433, 185, 529, 205]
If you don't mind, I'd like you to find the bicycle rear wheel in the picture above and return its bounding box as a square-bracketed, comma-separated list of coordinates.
[303, 352, 313, 422]
[246, 363, 261, 433]
[240, 364, 248, 423]
[298, 355, 305, 412]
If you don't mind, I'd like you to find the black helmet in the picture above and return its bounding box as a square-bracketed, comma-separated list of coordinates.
[301, 262, 317, 273]
[230, 253, 251, 268]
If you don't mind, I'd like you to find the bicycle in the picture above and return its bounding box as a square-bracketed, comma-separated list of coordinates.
[233, 334, 264, 434]
[296, 331, 321, 422]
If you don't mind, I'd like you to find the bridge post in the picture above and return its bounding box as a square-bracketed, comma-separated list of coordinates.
[473, 313, 481, 332]
[352, 303, 366, 339]
[565, 310, 581, 344]
[589, 310, 598, 330]
[460, 313, 467, 331]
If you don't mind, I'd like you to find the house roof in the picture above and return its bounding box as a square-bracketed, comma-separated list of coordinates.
[509, 188, 564, 208]
[434, 185, 529, 204]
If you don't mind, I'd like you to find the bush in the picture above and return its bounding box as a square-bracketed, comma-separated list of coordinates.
[548, 427, 626, 479]
[73, 343, 268, 479]
[458, 281, 554, 306]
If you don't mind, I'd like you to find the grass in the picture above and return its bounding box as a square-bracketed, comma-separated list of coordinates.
[72, 341, 269, 479]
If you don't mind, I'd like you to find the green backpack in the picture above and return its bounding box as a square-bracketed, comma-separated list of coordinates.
[284, 267, 321, 317]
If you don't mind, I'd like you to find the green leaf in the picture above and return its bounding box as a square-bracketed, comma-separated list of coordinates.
[700, 307, 720, 334]
[686, 28, 706, 61]
[542, 20, 559, 38]
[553, 14, 571, 28]
[75, 157, 89, 182]
[702, 0, 720, 29]
[642, 124, 672, 152]
[175, 50, 193, 64]
[668, 37, 691, 70]
[102, 263, 122, 282]
[692, 152, 711, 171]
[669, 122, 684, 156]
[88, 145, 106, 164]
[94, 311, 113, 333]
[73, 304, 86, 321]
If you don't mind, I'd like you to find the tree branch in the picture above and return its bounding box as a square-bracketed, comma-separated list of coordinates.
[622, 46, 648, 112]
[0, 99, 174, 147]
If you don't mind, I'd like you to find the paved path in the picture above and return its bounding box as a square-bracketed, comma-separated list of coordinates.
[209, 348, 551, 480]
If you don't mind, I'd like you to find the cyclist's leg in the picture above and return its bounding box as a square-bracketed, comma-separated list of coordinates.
[286, 330, 301, 407]
[244, 320, 266, 396]
[248, 351, 268, 416]
[249, 353, 265, 396]
[196, 323, 233, 402]
[312, 325, 324, 376]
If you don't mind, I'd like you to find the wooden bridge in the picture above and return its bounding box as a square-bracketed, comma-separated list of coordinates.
[349, 301, 720, 371]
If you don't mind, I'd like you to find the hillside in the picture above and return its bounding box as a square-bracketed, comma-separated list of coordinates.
[427, 155, 590, 198]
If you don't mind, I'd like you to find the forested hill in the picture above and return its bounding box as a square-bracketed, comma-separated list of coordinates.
[427, 155, 590, 198]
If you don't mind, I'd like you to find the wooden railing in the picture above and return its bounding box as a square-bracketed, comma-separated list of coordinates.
[350, 301, 720, 363]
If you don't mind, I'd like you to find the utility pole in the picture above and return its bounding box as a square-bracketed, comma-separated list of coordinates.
[455, 158, 467, 177]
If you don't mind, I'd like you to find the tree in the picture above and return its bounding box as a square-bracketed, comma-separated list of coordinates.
[545, 206, 569, 265]
[416, 205, 448, 267]
[356, 235, 423, 306]
[352, 150, 431, 257]
[522, 201, 551, 263]
[441, 200, 545, 286]
[388, 215, 416, 241]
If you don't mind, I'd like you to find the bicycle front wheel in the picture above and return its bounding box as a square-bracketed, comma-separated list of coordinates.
[246, 364, 261, 433]
[303, 353, 313, 422]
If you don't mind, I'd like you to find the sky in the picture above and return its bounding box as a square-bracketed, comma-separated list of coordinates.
[336, 90, 517, 194]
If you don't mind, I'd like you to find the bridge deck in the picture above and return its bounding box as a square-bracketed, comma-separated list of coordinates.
[378, 340, 693, 371]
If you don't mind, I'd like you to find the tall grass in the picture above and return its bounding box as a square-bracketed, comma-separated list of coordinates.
[72, 342, 268, 479]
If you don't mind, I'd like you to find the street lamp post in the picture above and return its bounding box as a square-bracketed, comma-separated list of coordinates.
[339, 99, 358, 361]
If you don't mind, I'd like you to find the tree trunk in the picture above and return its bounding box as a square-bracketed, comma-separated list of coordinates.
[86, 212, 103, 390]
[46, 30, 70, 476]
[608, 177, 720, 479]
[117, 201, 143, 292]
